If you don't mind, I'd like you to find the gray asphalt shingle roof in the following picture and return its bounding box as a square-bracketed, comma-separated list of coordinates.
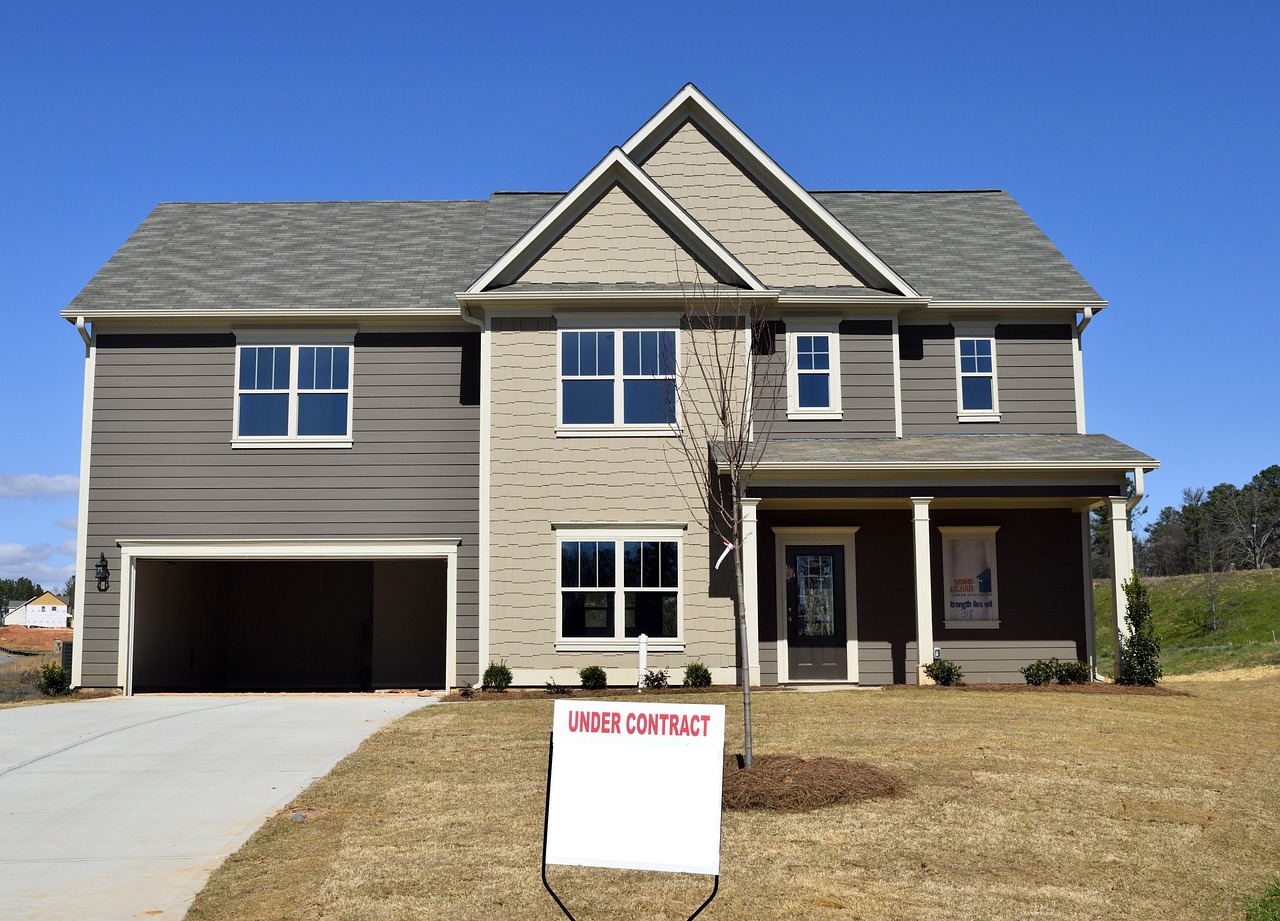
[64, 188, 1102, 314]
[731, 434, 1157, 470]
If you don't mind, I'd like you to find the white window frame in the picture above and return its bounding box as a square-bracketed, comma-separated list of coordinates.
[954, 332, 1000, 422]
[785, 320, 842, 420]
[232, 330, 355, 448]
[554, 525, 685, 652]
[557, 325, 680, 437]
[939, 526, 1000, 629]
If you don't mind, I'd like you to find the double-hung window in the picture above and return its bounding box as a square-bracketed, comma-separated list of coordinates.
[940, 526, 1000, 628]
[785, 322, 842, 419]
[956, 336, 999, 420]
[557, 529, 683, 649]
[234, 336, 354, 446]
[559, 329, 677, 433]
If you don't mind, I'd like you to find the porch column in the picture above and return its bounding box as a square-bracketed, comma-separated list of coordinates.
[1109, 496, 1134, 678]
[911, 497, 934, 684]
[741, 497, 762, 686]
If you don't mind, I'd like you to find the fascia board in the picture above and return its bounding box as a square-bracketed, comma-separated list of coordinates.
[60, 307, 466, 324]
[777, 295, 927, 310]
[467, 148, 765, 294]
[457, 289, 780, 310]
[752, 459, 1161, 474]
[622, 84, 921, 299]
[926, 300, 1108, 311]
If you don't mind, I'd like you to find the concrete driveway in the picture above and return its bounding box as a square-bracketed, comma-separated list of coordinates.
[0, 694, 432, 920]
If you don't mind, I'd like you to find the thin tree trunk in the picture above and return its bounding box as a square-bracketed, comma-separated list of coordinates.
[732, 487, 752, 768]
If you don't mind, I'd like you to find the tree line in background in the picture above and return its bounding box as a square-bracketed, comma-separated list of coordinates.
[0, 575, 75, 607]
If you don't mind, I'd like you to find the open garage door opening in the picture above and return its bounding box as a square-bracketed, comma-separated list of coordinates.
[131, 558, 447, 692]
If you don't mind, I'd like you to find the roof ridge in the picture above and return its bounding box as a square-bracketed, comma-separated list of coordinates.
[154, 199, 488, 206]
[812, 189, 1007, 195]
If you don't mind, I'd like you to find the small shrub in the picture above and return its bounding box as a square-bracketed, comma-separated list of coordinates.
[481, 660, 512, 691]
[1055, 659, 1094, 685]
[1118, 573, 1162, 686]
[544, 678, 573, 696]
[923, 658, 963, 686]
[683, 660, 712, 688]
[642, 668, 669, 689]
[458, 681, 474, 699]
[579, 665, 607, 690]
[1021, 659, 1058, 686]
[38, 662, 72, 697]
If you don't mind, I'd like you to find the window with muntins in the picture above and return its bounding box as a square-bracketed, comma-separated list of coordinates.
[560, 330, 676, 431]
[559, 535, 680, 645]
[785, 326, 841, 419]
[235, 343, 353, 444]
[957, 337, 998, 416]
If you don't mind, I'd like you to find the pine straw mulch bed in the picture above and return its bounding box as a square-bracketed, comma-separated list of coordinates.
[884, 681, 1190, 697]
[721, 753, 904, 812]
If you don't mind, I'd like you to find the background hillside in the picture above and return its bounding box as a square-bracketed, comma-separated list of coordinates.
[1094, 568, 1280, 676]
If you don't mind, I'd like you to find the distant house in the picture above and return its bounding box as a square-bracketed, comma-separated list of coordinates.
[3, 592, 70, 628]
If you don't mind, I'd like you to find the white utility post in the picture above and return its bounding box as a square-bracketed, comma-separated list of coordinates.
[911, 497, 935, 684]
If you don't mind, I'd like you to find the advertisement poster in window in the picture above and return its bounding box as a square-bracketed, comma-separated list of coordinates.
[943, 531, 998, 625]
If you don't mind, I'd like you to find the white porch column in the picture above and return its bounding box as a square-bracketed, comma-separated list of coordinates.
[1109, 496, 1135, 678]
[911, 497, 934, 684]
[741, 497, 762, 687]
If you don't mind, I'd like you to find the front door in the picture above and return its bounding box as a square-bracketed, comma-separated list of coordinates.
[784, 545, 847, 681]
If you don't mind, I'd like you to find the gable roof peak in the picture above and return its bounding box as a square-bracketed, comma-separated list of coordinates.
[622, 85, 919, 298]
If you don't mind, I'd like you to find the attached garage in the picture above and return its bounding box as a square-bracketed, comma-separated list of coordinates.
[115, 541, 458, 694]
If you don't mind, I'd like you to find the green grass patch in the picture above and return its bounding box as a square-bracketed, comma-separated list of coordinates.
[1246, 876, 1280, 921]
[1094, 569, 1280, 676]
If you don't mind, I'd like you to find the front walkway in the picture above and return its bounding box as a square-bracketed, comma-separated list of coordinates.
[0, 694, 431, 920]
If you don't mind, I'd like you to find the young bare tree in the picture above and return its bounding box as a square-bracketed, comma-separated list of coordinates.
[663, 274, 781, 768]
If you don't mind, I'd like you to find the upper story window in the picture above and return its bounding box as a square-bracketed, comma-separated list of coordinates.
[785, 323, 842, 420]
[557, 529, 683, 650]
[559, 329, 677, 434]
[233, 336, 354, 447]
[956, 336, 999, 421]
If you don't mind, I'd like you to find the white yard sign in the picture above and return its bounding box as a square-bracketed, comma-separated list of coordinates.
[545, 699, 725, 876]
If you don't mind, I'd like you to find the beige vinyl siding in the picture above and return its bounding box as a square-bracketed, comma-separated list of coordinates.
[78, 332, 480, 687]
[640, 121, 863, 288]
[899, 323, 1078, 435]
[488, 318, 738, 673]
[516, 184, 708, 285]
[756, 320, 896, 438]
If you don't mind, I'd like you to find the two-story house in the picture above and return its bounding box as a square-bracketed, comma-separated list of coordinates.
[63, 85, 1155, 693]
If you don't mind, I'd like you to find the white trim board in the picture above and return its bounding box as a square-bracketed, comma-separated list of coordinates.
[771, 527, 860, 684]
[114, 538, 460, 695]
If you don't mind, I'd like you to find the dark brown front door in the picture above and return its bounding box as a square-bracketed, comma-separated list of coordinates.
[785, 545, 847, 681]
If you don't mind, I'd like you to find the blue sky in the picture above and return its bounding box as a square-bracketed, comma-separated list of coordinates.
[1, 1, 1276, 584]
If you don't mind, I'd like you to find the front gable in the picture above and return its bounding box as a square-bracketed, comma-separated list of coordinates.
[516, 183, 711, 287]
[623, 84, 918, 297]
[467, 148, 764, 295]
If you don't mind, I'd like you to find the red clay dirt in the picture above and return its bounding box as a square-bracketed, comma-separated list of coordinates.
[0, 625, 73, 654]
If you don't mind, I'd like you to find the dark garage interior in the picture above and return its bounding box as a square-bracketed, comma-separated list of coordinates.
[130, 558, 446, 692]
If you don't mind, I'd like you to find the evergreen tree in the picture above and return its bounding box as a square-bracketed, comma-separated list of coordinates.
[1117, 572, 1162, 686]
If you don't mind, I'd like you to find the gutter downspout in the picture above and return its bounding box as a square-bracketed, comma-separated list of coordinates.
[1127, 466, 1145, 513]
[1075, 305, 1094, 336]
[76, 316, 91, 355]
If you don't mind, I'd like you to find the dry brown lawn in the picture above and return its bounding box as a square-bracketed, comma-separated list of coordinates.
[188, 672, 1280, 921]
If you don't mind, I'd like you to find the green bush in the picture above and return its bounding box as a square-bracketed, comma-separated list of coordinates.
[578, 665, 607, 690]
[1118, 573, 1162, 686]
[1055, 659, 1094, 685]
[1021, 658, 1094, 686]
[923, 658, 963, 686]
[1021, 659, 1058, 686]
[481, 660, 512, 691]
[682, 660, 712, 688]
[37, 662, 72, 696]
[642, 668, 669, 689]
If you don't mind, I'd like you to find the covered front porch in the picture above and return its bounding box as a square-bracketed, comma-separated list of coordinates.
[731, 434, 1159, 685]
